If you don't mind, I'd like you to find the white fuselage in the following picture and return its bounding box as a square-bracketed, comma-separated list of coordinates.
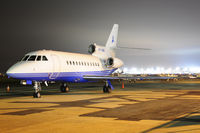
[6, 50, 123, 82]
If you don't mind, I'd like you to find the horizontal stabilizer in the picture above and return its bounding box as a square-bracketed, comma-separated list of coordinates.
[117, 46, 151, 50]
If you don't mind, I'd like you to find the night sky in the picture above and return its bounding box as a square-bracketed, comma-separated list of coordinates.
[1, 0, 200, 73]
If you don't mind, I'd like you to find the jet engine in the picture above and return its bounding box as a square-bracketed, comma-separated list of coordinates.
[88, 44, 96, 54]
[88, 43, 106, 55]
[106, 57, 123, 68]
[88, 43, 110, 59]
[106, 57, 114, 67]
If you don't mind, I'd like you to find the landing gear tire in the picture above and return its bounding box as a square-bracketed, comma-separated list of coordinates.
[33, 82, 41, 98]
[60, 84, 69, 93]
[103, 85, 112, 93]
[33, 92, 41, 98]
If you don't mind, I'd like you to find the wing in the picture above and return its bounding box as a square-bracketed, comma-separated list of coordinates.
[83, 75, 176, 80]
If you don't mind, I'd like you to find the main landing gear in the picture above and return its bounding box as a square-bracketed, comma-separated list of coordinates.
[103, 81, 112, 93]
[33, 81, 41, 98]
[60, 83, 69, 93]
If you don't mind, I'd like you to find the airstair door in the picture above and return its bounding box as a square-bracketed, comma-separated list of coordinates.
[49, 54, 61, 79]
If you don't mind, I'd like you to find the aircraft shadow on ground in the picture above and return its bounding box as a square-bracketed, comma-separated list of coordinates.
[142, 112, 200, 133]
[2, 91, 200, 132]
[0, 95, 131, 115]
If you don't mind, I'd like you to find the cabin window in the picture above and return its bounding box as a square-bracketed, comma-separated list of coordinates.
[76, 61, 78, 65]
[42, 56, 48, 61]
[66, 61, 69, 65]
[73, 61, 75, 65]
[28, 55, 37, 61]
[70, 61, 72, 65]
[36, 56, 41, 61]
[22, 55, 29, 61]
[79, 61, 81, 65]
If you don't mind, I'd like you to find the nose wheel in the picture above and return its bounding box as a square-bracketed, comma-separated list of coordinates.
[33, 81, 41, 98]
[33, 92, 41, 98]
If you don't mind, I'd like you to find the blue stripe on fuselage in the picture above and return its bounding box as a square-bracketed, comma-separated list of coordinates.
[7, 69, 117, 83]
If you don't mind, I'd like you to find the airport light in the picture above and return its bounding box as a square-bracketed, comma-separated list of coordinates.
[123, 67, 129, 74]
[165, 68, 172, 74]
[122, 66, 200, 75]
[189, 67, 200, 74]
[182, 67, 189, 74]
[140, 68, 144, 74]
[130, 67, 137, 74]
[145, 68, 154, 74]
[175, 67, 180, 74]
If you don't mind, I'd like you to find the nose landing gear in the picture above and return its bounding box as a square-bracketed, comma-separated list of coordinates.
[33, 81, 41, 98]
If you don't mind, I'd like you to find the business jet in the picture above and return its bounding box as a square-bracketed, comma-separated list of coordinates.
[6, 24, 124, 98]
[6, 24, 173, 98]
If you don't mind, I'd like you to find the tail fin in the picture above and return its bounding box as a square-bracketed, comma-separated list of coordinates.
[106, 24, 118, 49]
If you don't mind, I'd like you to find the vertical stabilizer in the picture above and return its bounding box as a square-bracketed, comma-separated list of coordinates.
[106, 24, 118, 49]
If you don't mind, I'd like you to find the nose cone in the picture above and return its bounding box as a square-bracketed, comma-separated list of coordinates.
[6, 62, 23, 78]
[6, 65, 15, 75]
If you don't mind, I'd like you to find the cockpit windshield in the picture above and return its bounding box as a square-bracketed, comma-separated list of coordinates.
[36, 56, 41, 61]
[22, 55, 30, 61]
[42, 56, 48, 61]
[21, 55, 48, 61]
[28, 55, 37, 61]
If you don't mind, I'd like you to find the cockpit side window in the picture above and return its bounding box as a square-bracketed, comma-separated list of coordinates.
[36, 56, 41, 61]
[22, 55, 30, 61]
[42, 56, 48, 61]
[28, 55, 37, 61]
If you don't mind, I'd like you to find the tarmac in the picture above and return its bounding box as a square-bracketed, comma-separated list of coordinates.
[1, 82, 200, 133]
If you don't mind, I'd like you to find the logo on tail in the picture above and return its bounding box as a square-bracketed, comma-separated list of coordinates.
[106, 24, 118, 49]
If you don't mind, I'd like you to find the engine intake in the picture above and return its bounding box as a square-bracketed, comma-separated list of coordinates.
[88, 44, 96, 54]
[107, 57, 114, 67]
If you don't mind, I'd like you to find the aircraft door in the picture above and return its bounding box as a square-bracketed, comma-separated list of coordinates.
[49, 54, 61, 79]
